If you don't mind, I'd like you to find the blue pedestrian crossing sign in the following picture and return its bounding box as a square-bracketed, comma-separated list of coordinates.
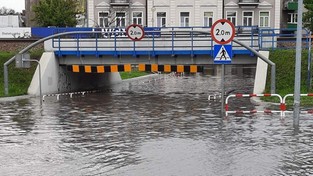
[213, 44, 232, 64]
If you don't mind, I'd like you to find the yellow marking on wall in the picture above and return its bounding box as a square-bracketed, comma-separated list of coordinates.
[138, 64, 145, 71]
[111, 65, 118, 72]
[97, 66, 105, 73]
[164, 65, 171, 72]
[124, 64, 131, 72]
[85, 65, 92, 73]
[190, 65, 197, 73]
[177, 65, 184, 73]
[72, 65, 80, 72]
[151, 64, 158, 72]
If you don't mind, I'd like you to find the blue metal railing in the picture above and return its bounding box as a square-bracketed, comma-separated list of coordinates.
[258, 28, 311, 50]
[51, 26, 258, 57]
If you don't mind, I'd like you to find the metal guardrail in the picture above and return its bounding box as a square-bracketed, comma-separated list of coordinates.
[225, 93, 283, 116]
[258, 28, 311, 50]
[225, 93, 313, 117]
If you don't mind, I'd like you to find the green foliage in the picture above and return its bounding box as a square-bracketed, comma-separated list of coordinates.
[264, 49, 313, 105]
[0, 52, 39, 97]
[304, 0, 313, 31]
[32, 0, 78, 27]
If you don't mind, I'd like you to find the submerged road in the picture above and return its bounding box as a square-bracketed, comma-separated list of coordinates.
[1, 65, 313, 176]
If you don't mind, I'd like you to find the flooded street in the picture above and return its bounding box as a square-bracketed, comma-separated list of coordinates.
[1, 65, 313, 176]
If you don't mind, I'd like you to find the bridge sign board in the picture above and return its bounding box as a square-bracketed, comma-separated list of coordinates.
[211, 19, 235, 45]
[213, 44, 232, 64]
[126, 24, 145, 41]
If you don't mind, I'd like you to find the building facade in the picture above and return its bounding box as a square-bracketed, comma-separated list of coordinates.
[25, 0, 300, 30]
[86, 0, 146, 27]
[146, 0, 224, 27]
[87, 0, 284, 29]
[224, 0, 281, 29]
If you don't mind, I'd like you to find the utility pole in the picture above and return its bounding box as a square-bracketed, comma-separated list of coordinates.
[294, 0, 303, 128]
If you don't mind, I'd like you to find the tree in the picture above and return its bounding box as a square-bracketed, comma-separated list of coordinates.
[0, 7, 17, 15]
[32, 0, 77, 27]
[303, 0, 313, 31]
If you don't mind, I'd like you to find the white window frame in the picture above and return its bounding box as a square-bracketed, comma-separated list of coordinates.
[203, 12, 214, 27]
[259, 11, 270, 27]
[98, 11, 109, 28]
[226, 11, 237, 26]
[242, 11, 254, 26]
[157, 12, 166, 27]
[115, 11, 126, 27]
[288, 13, 298, 23]
[180, 12, 190, 27]
[132, 11, 143, 25]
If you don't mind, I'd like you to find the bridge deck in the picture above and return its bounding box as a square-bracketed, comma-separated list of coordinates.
[45, 27, 260, 58]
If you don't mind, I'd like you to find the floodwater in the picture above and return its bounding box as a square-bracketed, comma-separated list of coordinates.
[1, 65, 313, 176]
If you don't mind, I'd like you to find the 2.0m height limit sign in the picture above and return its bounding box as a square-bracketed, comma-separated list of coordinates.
[211, 19, 235, 45]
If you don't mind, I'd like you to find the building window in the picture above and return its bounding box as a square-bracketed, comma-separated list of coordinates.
[243, 11, 253, 26]
[115, 12, 126, 27]
[288, 13, 297, 23]
[226, 11, 237, 26]
[204, 12, 213, 27]
[180, 12, 190, 27]
[157, 12, 166, 27]
[133, 12, 143, 25]
[259, 11, 269, 27]
[99, 12, 109, 27]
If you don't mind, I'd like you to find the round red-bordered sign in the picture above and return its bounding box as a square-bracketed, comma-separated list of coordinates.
[126, 24, 145, 41]
[211, 19, 235, 45]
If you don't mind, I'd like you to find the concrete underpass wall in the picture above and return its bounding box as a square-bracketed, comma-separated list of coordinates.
[28, 52, 59, 95]
[58, 68, 122, 93]
[253, 51, 269, 94]
[27, 52, 122, 96]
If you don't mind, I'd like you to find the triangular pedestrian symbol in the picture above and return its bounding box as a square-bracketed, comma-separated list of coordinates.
[215, 45, 231, 61]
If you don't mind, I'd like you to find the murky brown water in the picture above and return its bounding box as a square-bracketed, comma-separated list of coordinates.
[1, 65, 313, 176]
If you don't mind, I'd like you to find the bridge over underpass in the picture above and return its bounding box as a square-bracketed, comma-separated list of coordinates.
[45, 27, 259, 66]
[6, 27, 276, 96]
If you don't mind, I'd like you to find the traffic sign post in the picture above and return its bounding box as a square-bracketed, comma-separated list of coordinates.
[211, 19, 235, 117]
[126, 24, 145, 41]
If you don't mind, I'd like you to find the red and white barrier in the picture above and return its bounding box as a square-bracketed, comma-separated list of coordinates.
[225, 93, 283, 116]
[281, 93, 313, 116]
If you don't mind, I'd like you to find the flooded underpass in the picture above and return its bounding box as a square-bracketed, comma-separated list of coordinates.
[1, 65, 313, 176]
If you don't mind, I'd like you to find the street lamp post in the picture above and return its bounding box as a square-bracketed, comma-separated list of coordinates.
[294, 0, 304, 129]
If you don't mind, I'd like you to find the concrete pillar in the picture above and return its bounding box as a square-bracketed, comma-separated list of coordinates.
[253, 51, 269, 94]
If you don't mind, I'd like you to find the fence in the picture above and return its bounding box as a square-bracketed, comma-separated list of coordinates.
[225, 93, 313, 117]
[281, 93, 313, 116]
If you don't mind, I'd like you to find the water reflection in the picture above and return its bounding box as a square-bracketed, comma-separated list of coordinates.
[1, 65, 313, 175]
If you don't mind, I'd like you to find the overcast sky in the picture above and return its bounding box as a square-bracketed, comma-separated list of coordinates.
[0, 0, 25, 12]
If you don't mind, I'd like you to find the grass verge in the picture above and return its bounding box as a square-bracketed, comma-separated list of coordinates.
[120, 71, 150, 80]
[0, 51, 39, 97]
[263, 49, 313, 106]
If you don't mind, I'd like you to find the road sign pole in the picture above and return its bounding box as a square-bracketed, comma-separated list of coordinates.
[211, 19, 235, 117]
[221, 64, 225, 116]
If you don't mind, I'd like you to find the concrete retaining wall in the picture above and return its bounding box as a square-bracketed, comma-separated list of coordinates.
[27, 51, 122, 96]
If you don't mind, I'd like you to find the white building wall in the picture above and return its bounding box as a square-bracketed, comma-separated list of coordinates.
[274, 0, 281, 29]
[87, 0, 282, 28]
[147, 0, 219, 27]
[88, 0, 146, 27]
[87, 0, 95, 27]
